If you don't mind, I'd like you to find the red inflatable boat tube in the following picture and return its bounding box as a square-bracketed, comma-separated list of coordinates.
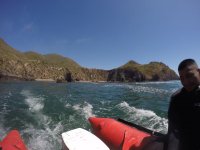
[0, 130, 27, 150]
[89, 117, 164, 150]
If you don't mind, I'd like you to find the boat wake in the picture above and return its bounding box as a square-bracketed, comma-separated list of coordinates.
[72, 101, 95, 119]
[118, 101, 168, 134]
[20, 90, 63, 150]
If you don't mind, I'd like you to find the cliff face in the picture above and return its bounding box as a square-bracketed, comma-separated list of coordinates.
[107, 68, 145, 82]
[137, 62, 179, 81]
[107, 61, 179, 82]
[0, 39, 108, 81]
[0, 38, 178, 82]
[0, 57, 72, 81]
[80, 68, 108, 82]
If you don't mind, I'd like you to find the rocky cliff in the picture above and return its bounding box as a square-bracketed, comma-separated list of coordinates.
[107, 61, 179, 82]
[0, 39, 108, 81]
[0, 38, 179, 82]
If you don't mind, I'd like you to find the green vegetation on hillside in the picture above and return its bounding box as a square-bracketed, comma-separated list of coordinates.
[0, 38, 178, 82]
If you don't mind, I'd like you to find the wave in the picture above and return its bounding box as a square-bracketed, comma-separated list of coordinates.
[103, 82, 179, 95]
[135, 80, 180, 85]
[3, 91, 12, 99]
[20, 90, 63, 150]
[72, 101, 95, 119]
[0, 94, 11, 137]
[103, 83, 127, 88]
[0, 102, 11, 116]
[21, 90, 44, 112]
[0, 119, 8, 138]
[103, 80, 180, 87]
[22, 122, 63, 150]
[65, 103, 72, 108]
[117, 101, 168, 134]
[126, 85, 171, 95]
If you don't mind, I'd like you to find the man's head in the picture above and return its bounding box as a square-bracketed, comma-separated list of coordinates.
[178, 59, 200, 91]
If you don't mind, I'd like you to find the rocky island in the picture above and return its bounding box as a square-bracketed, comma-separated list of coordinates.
[0, 38, 179, 82]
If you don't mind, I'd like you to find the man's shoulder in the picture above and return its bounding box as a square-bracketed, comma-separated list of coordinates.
[171, 88, 183, 99]
[196, 86, 200, 93]
[169, 88, 183, 109]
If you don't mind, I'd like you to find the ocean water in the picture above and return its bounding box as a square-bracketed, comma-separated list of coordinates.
[0, 80, 181, 150]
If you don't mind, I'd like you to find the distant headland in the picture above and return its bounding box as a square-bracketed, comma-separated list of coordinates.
[0, 38, 179, 82]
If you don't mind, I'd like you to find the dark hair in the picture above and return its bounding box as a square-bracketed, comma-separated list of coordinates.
[178, 59, 197, 71]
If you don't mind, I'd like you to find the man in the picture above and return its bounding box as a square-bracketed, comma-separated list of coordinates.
[166, 59, 200, 150]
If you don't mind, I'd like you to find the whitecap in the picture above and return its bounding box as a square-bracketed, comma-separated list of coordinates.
[72, 101, 95, 119]
[20, 89, 63, 150]
[103, 83, 125, 88]
[135, 80, 180, 85]
[65, 103, 72, 108]
[126, 85, 170, 95]
[117, 101, 168, 133]
[21, 90, 44, 112]
[23, 122, 63, 150]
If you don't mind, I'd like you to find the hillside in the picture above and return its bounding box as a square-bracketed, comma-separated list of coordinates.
[0, 38, 178, 82]
[107, 60, 179, 82]
[0, 39, 108, 81]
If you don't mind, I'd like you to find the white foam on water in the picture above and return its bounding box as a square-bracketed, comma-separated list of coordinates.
[66, 115, 76, 124]
[103, 84, 126, 88]
[135, 81, 180, 85]
[0, 103, 11, 115]
[21, 90, 44, 112]
[20, 90, 63, 150]
[65, 103, 72, 108]
[134, 81, 181, 94]
[72, 101, 95, 119]
[0, 123, 8, 139]
[126, 85, 170, 95]
[23, 122, 63, 150]
[103, 82, 179, 95]
[3, 91, 12, 99]
[0, 99, 10, 139]
[118, 101, 168, 133]
[21, 90, 49, 125]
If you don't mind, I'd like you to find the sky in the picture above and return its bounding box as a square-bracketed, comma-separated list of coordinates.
[0, 0, 200, 73]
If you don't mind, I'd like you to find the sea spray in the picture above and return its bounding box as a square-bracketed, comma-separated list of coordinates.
[72, 101, 95, 119]
[20, 89, 63, 150]
[118, 101, 168, 133]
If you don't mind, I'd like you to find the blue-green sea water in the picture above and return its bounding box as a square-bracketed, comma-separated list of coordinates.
[0, 81, 181, 150]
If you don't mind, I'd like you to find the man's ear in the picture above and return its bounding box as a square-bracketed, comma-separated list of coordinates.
[198, 68, 200, 74]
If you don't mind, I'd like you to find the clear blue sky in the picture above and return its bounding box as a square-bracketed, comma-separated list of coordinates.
[1, 0, 200, 73]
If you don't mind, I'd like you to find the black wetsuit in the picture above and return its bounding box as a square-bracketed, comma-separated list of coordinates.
[166, 86, 200, 150]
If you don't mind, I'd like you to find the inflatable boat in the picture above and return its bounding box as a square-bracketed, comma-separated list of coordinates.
[88, 117, 165, 150]
[1, 117, 165, 150]
[62, 117, 165, 150]
[0, 130, 27, 150]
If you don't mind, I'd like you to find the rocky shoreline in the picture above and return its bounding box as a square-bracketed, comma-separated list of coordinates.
[0, 38, 179, 83]
[0, 74, 34, 81]
[0, 74, 179, 83]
